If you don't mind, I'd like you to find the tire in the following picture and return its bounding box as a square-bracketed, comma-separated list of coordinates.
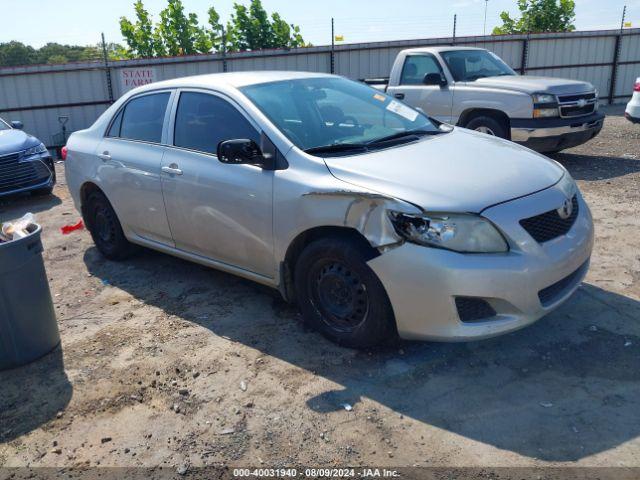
[30, 186, 54, 196]
[85, 190, 138, 261]
[465, 115, 508, 139]
[294, 237, 396, 348]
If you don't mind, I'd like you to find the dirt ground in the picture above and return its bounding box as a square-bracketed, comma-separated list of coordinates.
[1, 106, 639, 473]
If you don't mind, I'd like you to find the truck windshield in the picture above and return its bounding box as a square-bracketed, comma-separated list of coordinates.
[241, 77, 441, 152]
[441, 50, 516, 82]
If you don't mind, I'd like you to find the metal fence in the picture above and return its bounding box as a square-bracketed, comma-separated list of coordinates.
[1, 28, 639, 150]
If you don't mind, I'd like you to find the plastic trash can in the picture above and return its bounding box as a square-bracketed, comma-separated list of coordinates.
[0, 224, 59, 370]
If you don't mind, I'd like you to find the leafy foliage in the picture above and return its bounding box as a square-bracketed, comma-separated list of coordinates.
[119, 0, 307, 58]
[0, 41, 125, 67]
[493, 0, 576, 35]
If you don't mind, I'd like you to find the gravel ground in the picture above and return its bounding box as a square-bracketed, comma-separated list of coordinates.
[0, 107, 639, 472]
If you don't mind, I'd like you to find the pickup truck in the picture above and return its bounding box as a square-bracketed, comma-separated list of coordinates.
[364, 46, 605, 153]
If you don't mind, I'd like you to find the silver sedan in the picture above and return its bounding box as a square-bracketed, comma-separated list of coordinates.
[65, 71, 593, 347]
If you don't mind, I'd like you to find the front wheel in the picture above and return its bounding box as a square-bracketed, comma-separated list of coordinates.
[465, 115, 508, 139]
[294, 237, 396, 348]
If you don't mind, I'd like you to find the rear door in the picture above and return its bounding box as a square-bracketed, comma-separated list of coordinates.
[386, 54, 454, 123]
[160, 90, 274, 277]
[96, 91, 175, 246]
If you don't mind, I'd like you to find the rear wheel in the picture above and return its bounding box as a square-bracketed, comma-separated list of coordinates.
[294, 237, 396, 348]
[465, 115, 508, 139]
[85, 190, 138, 260]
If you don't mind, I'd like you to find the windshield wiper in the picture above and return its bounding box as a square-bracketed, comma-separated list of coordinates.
[304, 143, 368, 154]
[366, 129, 442, 146]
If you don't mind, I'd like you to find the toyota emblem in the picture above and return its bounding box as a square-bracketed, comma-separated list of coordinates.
[557, 198, 573, 220]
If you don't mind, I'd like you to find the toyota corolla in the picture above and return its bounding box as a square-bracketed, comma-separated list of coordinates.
[65, 72, 593, 347]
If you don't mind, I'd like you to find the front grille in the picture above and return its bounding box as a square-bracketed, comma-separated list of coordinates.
[557, 92, 597, 118]
[455, 297, 497, 323]
[538, 261, 589, 307]
[0, 152, 51, 194]
[557, 93, 597, 103]
[520, 195, 579, 243]
[560, 104, 595, 117]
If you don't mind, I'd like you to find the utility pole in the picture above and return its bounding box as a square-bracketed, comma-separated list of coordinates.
[452, 14, 457, 45]
[609, 5, 626, 104]
[331, 18, 335, 74]
[620, 4, 627, 30]
[483, 0, 489, 36]
[101, 33, 114, 103]
[221, 24, 228, 72]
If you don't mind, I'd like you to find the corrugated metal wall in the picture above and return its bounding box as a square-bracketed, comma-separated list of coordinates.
[1, 28, 638, 148]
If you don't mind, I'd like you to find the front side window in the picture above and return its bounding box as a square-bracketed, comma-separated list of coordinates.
[0, 118, 10, 131]
[118, 92, 170, 143]
[174, 92, 259, 155]
[441, 50, 516, 82]
[400, 55, 443, 85]
[241, 77, 440, 153]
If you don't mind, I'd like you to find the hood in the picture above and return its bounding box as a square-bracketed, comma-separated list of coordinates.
[0, 128, 37, 154]
[474, 75, 595, 96]
[322, 128, 564, 213]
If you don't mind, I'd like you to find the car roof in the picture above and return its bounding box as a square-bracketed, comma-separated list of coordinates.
[401, 46, 488, 55]
[133, 70, 335, 93]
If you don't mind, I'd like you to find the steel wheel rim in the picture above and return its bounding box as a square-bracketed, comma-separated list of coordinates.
[310, 261, 369, 333]
[94, 206, 116, 244]
[475, 126, 496, 135]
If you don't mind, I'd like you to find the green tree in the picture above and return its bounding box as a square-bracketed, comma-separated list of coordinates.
[228, 0, 306, 51]
[493, 0, 576, 34]
[0, 41, 37, 66]
[119, 0, 159, 57]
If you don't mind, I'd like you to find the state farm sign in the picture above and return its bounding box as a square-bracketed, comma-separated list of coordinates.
[120, 68, 157, 93]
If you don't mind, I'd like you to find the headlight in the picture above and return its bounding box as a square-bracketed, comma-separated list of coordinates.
[557, 171, 578, 199]
[23, 143, 48, 157]
[389, 212, 508, 253]
[532, 93, 557, 104]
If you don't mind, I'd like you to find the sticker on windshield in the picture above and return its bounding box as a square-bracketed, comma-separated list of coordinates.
[386, 100, 418, 122]
[373, 93, 386, 102]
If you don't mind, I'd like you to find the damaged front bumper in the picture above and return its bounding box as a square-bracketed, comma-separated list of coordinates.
[368, 185, 594, 341]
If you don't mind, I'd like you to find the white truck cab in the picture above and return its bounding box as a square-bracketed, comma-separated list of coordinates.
[370, 46, 605, 153]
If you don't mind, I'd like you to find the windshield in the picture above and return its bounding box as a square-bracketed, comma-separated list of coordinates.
[0, 118, 10, 131]
[441, 50, 516, 82]
[241, 77, 440, 152]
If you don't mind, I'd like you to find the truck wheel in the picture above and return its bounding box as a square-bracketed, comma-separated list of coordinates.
[465, 116, 508, 139]
[85, 190, 138, 261]
[294, 237, 397, 348]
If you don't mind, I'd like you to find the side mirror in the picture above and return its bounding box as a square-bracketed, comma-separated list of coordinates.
[10, 120, 23, 130]
[217, 139, 267, 168]
[423, 73, 447, 87]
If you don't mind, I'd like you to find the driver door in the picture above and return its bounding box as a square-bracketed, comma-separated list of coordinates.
[160, 90, 274, 278]
[386, 54, 454, 123]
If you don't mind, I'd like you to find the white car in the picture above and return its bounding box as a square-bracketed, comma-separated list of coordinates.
[625, 77, 640, 123]
[65, 72, 594, 347]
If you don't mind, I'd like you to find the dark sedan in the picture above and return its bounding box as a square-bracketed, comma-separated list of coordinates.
[0, 117, 55, 197]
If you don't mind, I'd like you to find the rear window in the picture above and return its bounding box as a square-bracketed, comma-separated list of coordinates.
[118, 93, 170, 143]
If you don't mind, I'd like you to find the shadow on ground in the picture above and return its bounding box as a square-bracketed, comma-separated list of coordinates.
[82, 246, 640, 462]
[0, 193, 62, 221]
[0, 347, 72, 443]
[552, 152, 640, 181]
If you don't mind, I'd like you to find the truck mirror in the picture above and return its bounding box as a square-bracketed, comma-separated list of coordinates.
[423, 73, 447, 87]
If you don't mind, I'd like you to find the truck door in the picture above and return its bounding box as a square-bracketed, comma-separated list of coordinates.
[386, 54, 454, 123]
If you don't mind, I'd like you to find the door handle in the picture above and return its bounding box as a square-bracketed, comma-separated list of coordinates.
[162, 165, 183, 176]
[394, 93, 405, 99]
[98, 152, 111, 161]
